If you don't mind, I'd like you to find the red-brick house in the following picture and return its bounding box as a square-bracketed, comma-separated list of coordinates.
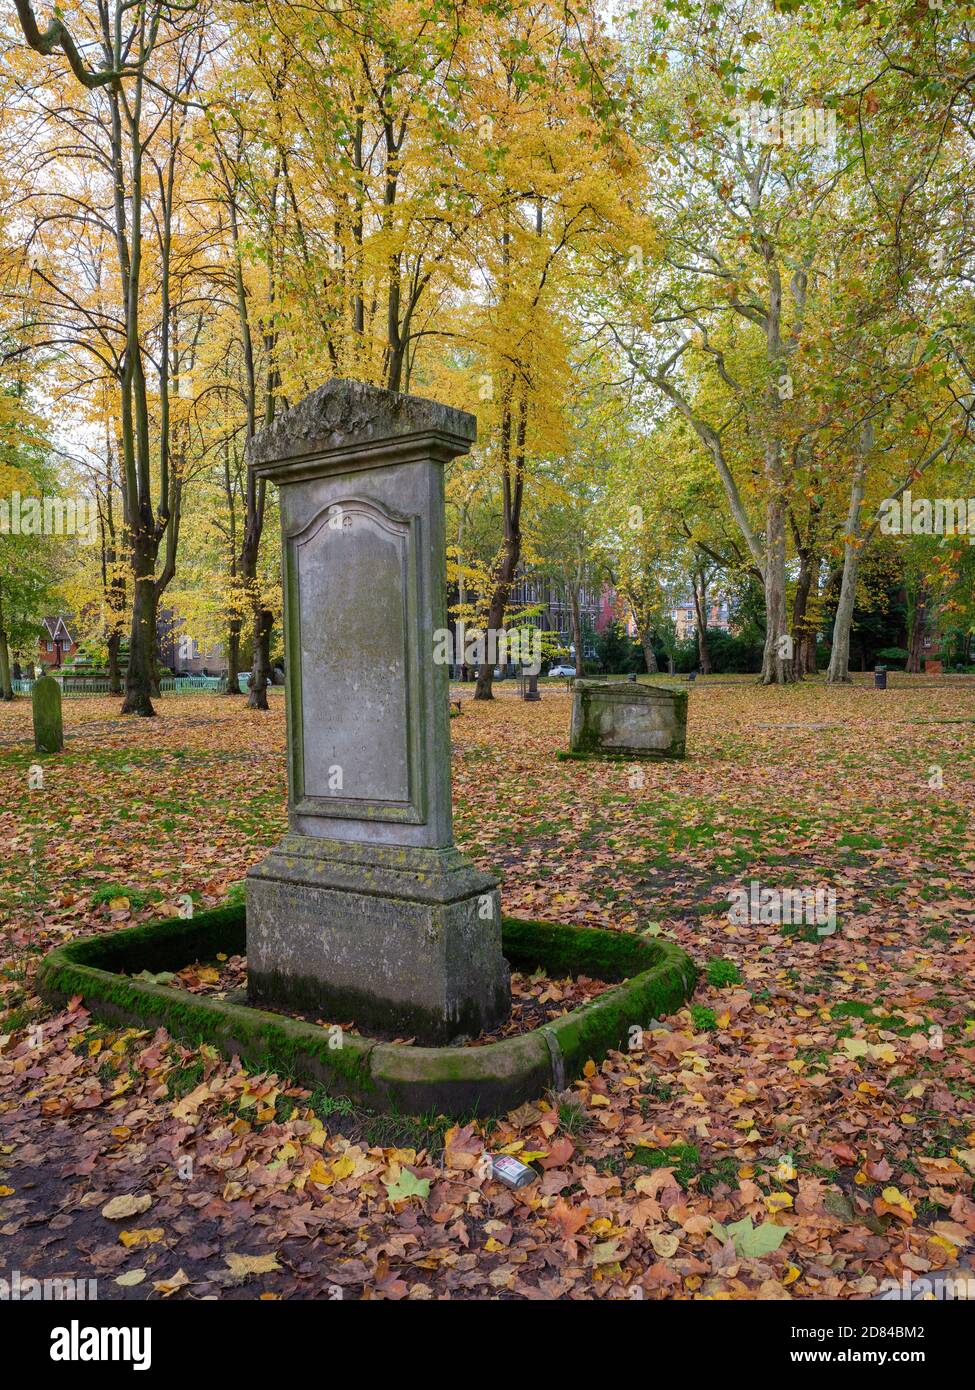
[38, 616, 77, 669]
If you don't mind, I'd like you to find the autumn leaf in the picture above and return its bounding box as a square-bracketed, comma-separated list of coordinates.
[101, 1194, 152, 1220]
[383, 1167, 430, 1204]
[225, 1253, 282, 1277]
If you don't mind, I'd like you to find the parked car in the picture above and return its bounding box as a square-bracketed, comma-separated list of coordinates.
[548, 663, 576, 678]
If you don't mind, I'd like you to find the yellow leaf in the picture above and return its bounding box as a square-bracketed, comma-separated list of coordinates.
[766, 1192, 794, 1212]
[881, 1187, 916, 1218]
[101, 1194, 152, 1220]
[225, 1253, 281, 1277]
[119, 1228, 164, 1248]
[153, 1269, 190, 1297]
[649, 1230, 679, 1258]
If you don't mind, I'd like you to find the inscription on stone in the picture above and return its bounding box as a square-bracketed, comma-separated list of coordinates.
[296, 502, 410, 804]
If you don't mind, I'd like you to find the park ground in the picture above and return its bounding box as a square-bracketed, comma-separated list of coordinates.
[1, 678, 974, 1300]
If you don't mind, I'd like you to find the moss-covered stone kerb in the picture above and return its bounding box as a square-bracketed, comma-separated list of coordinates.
[37, 904, 696, 1117]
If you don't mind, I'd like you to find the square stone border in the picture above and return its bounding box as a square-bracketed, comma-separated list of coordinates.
[36, 905, 697, 1118]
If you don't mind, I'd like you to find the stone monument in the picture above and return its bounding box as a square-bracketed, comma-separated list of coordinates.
[566, 679, 687, 760]
[245, 379, 511, 1043]
[32, 673, 64, 754]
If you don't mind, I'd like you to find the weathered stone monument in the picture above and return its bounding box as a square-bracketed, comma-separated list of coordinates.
[245, 379, 510, 1043]
[565, 679, 687, 760]
[32, 673, 64, 754]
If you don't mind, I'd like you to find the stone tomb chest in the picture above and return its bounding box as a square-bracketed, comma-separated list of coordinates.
[567, 679, 687, 760]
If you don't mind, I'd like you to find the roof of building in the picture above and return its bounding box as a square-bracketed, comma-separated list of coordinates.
[42, 616, 75, 642]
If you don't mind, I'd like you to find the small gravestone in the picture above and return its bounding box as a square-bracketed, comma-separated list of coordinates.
[565, 679, 687, 760]
[245, 378, 511, 1044]
[32, 673, 64, 754]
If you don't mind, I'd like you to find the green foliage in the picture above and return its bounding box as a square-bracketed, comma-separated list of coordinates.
[593, 621, 643, 674]
[874, 647, 909, 666]
[706, 957, 742, 988]
[690, 1004, 718, 1032]
[711, 1216, 790, 1259]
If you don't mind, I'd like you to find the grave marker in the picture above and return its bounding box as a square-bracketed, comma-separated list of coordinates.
[245, 379, 511, 1044]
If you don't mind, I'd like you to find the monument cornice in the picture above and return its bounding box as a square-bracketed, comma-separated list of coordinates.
[246, 377, 477, 480]
[248, 429, 474, 482]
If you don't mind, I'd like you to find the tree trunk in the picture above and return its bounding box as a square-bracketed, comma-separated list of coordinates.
[0, 634, 13, 701]
[907, 585, 927, 673]
[474, 395, 525, 700]
[107, 630, 122, 695]
[827, 547, 860, 684]
[248, 608, 272, 710]
[473, 537, 519, 700]
[641, 630, 658, 674]
[0, 584, 13, 700]
[12, 660, 22, 681]
[791, 550, 815, 679]
[828, 424, 872, 685]
[692, 571, 711, 674]
[569, 585, 585, 678]
[225, 616, 243, 694]
[760, 493, 795, 683]
[122, 557, 158, 716]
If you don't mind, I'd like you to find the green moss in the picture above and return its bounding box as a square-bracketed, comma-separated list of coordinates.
[501, 915, 660, 981]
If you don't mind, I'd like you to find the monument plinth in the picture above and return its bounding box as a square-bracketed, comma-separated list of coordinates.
[245, 379, 510, 1043]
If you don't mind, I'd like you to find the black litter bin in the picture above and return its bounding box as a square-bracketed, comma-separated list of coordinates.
[874, 665, 887, 689]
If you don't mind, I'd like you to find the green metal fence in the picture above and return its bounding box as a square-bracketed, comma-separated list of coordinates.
[11, 674, 233, 697]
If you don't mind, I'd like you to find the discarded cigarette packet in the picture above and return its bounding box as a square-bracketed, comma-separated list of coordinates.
[490, 1154, 537, 1189]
